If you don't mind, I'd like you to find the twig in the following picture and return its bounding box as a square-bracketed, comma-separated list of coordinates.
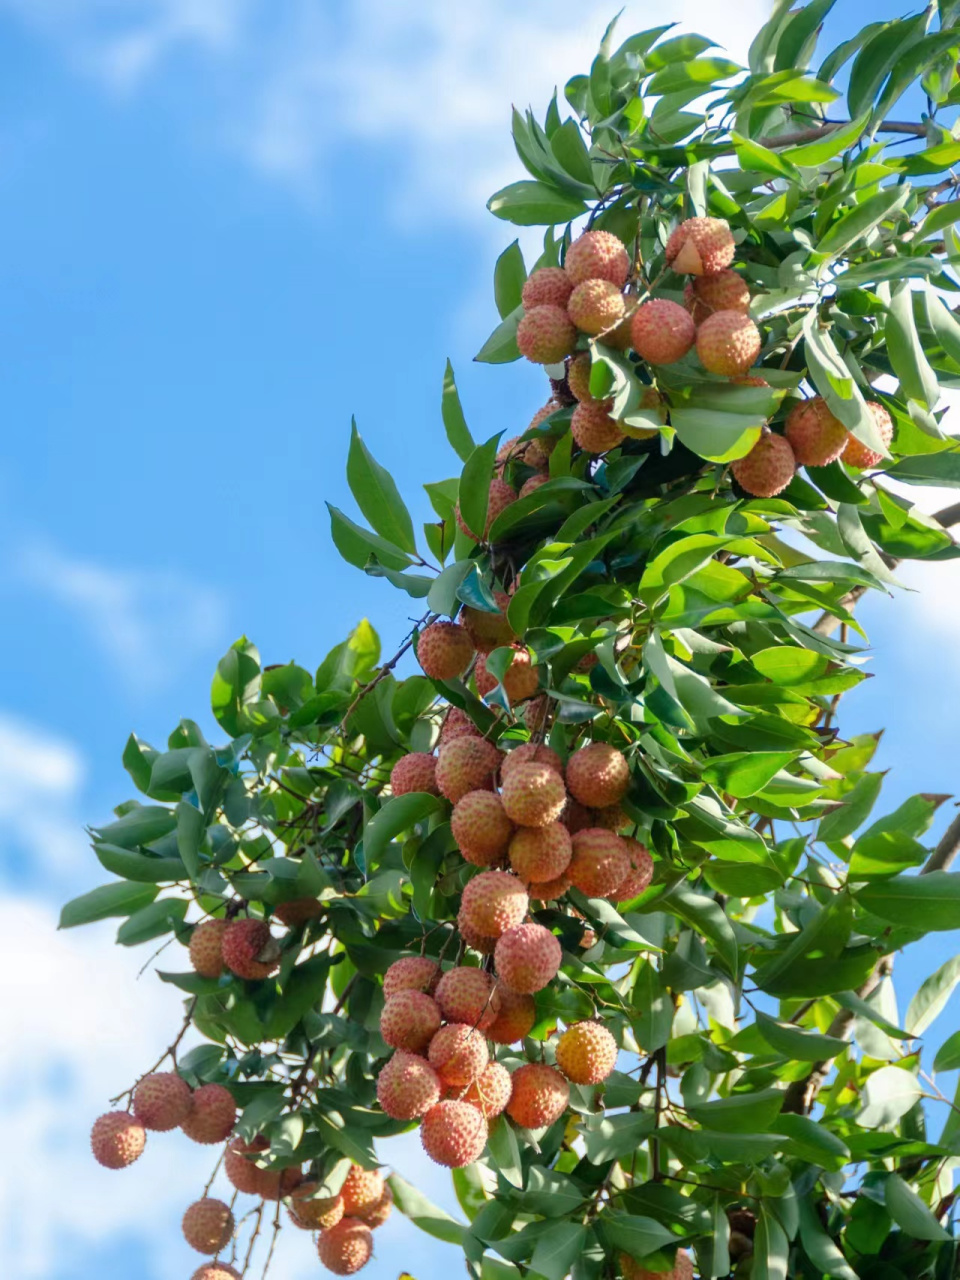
[337, 612, 432, 735]
[202, 1146, 226, 1198]
[242, 1203, 265, 1276]
[261, 1200, 282, 1279]
[760, 119, 928, 150]
[110, 998, 197, 1104]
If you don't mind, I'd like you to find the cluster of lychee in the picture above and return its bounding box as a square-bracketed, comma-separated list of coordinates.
[413, 612, 541, 708]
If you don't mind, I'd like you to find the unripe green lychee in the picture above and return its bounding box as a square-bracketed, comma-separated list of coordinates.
[509, 822, 572, 884]
[317, 1218, 374, 1275]
[380, 991, 442, 1052]
[556, 1020, 618, 1084]
[182, 1198, 235, 1254]
[487, 987, 537, 1043]
[630, 299, 696, 364]
[731, 430, 796, 497]
[564, 230, 630, 288]
[567, 352, 594, 401]
[132, 1072, 192, 1131]
[566, 743, 630, 808]
[420, 1100, 488, 1167]
[696, 310, 762, 375]
[568, 828, 630, 897]
[390, 752, 439, 797]
[416, 621, 475, 680]
[460, 870, 528, 938]
[843, 401, 894, 469]
[665, 216, 735, 276]
[501, 761, 567, 828]
[428, 1022, 489, 1086]
[522, 267, 574, 310]
[340, 1165, 385, 1219]
[571, 400, 626, 454]
[376, 1051, 442, 1120]
[784, 396, 849, 466]
[684, 269, 750, 324]
[188, 919, 228, 978]
[495, 922, 562, 993]
[382, 955, 441, 1000]
[221, 919, 280, 981]
[506, 1063, 569, 1128]
[455, 477, 517, 541]
[436, 736, 501, 804]
[435, 966, 501, 1031]
[611, 838, 654, 901]
[517, 305, 577, 364]
[180, 1083, 237, 1145]
[451, 790, 514, 866]
[90, 1111, 146, 1169]
[567, 278, 626, 335]
[289, 1183, 345, 1231]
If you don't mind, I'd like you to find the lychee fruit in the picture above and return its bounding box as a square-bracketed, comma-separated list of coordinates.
[460, 1061, 513, 1117]
[522, 267, 574, 311]
[684, 269, 750, 324]
[495, 922, 562, 993]
[180, 1083, 237, 1145]
[90, 1111, 146, 1169]
[416, 621, 475, 680]
[594, 803, 628, 831]
[428, 1023, 489, 1087]
[630, 300, 696, 365]
[556, 1021, 618, 1084]
[696, 310, 762, 376]
[132, 1072, 192, 1132]
[501, 762, 567, 828]
[461, 590, 516, 653]
[486, 988, 537, 1044]
[221, 919, 280, 981]
[317, 1218, 374, 1275]
[359, 1186, 393, 1228]
[566, 743, 630, 808]
[571, 399, 625, 454]
[564, 230, 630, 288]
[506, 1063, 570, 1128]
[457, 910, 498, 955]
[456, 476, 517, 541]
[612, 838, 654, 901]
[529, 873, 571, 902]
[495, 435, 525, 473]
[376, 1051, 442, 1120]
[382, 955, 441, 1000]
[568, 828, 630, 897]
[224, 1135, 271, 1195]
[191, 1266, 242, 1280]
[501, 742, 563, 782]
[182, 1198, 235, 1254]
[274, 897, 324, 928]
[620, 1249, 694, 1280]
[561, 797, 593, 834]
[420, 1100, 488, 1167]
[389, 752, 439, 797]
[524, 695, 550, 734]
[568, 279, 626, 336]
[289, 1184, 345, 1231]
[517, 305, 577, 364]
[435, 736, 500, 804]
[380, 991, 442, 1052]
[189, 919, 228, 978]
[666, 217, 735, 276]
[475, 645, 539, 705]
[567, 352, 594, 402]
[784, 396, 848, 466]
[435, 966, 501, 1031]
[731, 430, 796, 497]
[440, 707, 483, 744]
[519, 473, 549, 499]
[340, 1165, 385, 1219]
[451, 790, 514, 866]
[459, 870, 528, 938]
[843, 401, 894, 469]
[509, 822, 572, 884]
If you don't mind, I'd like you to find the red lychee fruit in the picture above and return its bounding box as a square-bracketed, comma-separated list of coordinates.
[420, 1100, 488, 1167]
[416, 621, 475, 680]
[509, 822, 572, 884]
[224, 1136, 271, 1195]
[524, 695, 550, 734]
[340, 1165, 386, 1219]
[561, 797, 593, 834]
[567, 352, 594, 402]
[289, 1183, 345, 1231]
[522, 267, 574, 311]
[571, 399, 625, 454]
[733, 374, 770, 387]
[132, 1072, 192, 1132]
[317, 1218, 374, 1275]
[495, 922, 562, 993]
[389, 752, 438, 797]
[457, 910, 498, 955]
[440, 707, 484, 744]
[376, 1051, 442, 1120]
[359, 1185, 393, 1228]
[191, 1266, 242, 1280]
[460, 1061, 513, 1117]
[90, 1111, 146, 1170]
[556, 1021, 618, 1084]
[435, 966, 501, 1031]
[566, 743, 630, 808]
[568, 828, 630, 897]
[593, 803, 628, 831]
[506, 1063, 570, 1128]
[475, 645, 539, 705]
[501, 743, 563, 782]
[182, 1198, 235, 1254]
[180, 1083, 237, 1145]
[696, 310, 762, 376]
[436, 736, 500, 804]
[529, 873, 571, 902]
[612, 838, 654, 901]
[189, 919, 228, 978]
[455, 476, 517, 541]
[221, 919, 280, 981]
[501, 762, 567, 829]
[630, 300, 696, 365]
[684, 269, 750, 324]
[382, 955, 441, 1000]
[520, 474, 549, 500]
[486, 988, 537, 1044]
[731, 430, 796, 497]
[620, 1248, 695, 1280]
[428, 1023, 489, 1087]
[451, 790, 514, 866]
[564, 230, 631, 288]
[843, 401, 894, 469]
[460, 870, 528, 938]
[666, 217, 735, 276]
[568, 278, 626, 335]
[274, 896, 324, 928]
[784, 396, 848, 466]
[517, 305, 578, 364]
[380, 991, 442, 1052]
[461, 590, 516, 653]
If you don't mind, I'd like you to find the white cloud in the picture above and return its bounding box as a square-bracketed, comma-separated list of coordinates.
[0, 713, 88, 880]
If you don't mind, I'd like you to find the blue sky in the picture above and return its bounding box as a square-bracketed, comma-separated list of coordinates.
[0, 1, 958, 1277]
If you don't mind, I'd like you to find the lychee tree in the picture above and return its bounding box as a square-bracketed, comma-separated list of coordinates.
[62, 4, 960, 1279]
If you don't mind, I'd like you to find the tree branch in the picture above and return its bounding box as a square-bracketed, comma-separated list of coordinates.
[761, 119, 928, 150]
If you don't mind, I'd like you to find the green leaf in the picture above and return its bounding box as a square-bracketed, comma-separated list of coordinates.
[859, 1065, 923, 1127]
[661, 887, 738, 975]
[528, 1222, 588, 1280]
[886, 282, 940, 411]
[639, 533, 735, 605]
[847, 16, 927, 117]
[884, 1173, 949, 1241]
[485, 1117, 523, 1188]
[780, 113, 870, 165]
[755, 1012, 848, 1061]
[813, 186, 910, 263]
[754, 1206, 789, 1280]
[487, 181, 588, 226]
[934, 1028, 960, 1072]
[264, 954, 334, 1039]
[799, 1198, 857, 1280]
[94, 843, 188, 884]
[94, 804, 177, 849]
[659, 1126, 783, 1163]
[346, 420, 417, 555]
[363, 793, 443, 873]
[550, 119, 596, 188]
[327, 503, 413, 574]
[817, 772, 883, 842]
[905, 955, 960, 1036]
[458, 432, 503, 541]
[600, 1215, 678, 1261]
[688, 1086, 784, 1133]
[856, 872, 960, 932]
[59, 881, 159, 929]
[493, 241, 527, 320]
[776, 1115, 850, 1171]
[442, 361, 476, 463]
[116, 897, 188, 946]
[475, 305, 522, 365]
[583, 1111, 655, 1163]
[670, 408, 762, 464]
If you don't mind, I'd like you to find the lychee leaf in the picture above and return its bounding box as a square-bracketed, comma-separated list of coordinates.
[388, 1173, 466, 1245]
[347, 420, 417, 554]
[58, 880, 159, 929]
[475, 306, 522, 364]
[492, 243, 526, 321]
[363, 792, 444, 874]
[327, 503, 413, 573]
[442, 360, 476, 460]
[457, 432, 503, 540]
[487, 180, 589, 227]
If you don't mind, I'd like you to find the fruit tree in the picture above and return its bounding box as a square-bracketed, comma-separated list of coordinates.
[63, 4, 960, 1278]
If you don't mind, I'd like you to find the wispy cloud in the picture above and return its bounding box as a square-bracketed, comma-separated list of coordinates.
[0, 713, 88, 881]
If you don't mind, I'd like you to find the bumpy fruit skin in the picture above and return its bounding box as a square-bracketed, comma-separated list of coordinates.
[440, 707, 483, 744]
[224, 1136, 270, 1195]
[506, 1063, 570, 1128]
[571, 400, 626, 454]
[843, 401, 894, 469]
[529, 873, 571, 902]
[460, 870, 529, 938]
[731, 431, 796, 497]
[509, 822, 572, 884]
[501, 762, 567, 828]
[620, 1248, 694, 1280]
[428, 1023, 490, 1086]
[566, 743, 630, 808]
[191, 1267, 242, 1280]
[461, 589, 516, 653]
[487, 988, 537, 1043]
[567, 352, 594, 401]
[524, 695, 550, 734]
[436, 966, 501, 1030]
[517, 305, 577, 364]
[383, 955, 441, 999]
[475, 645, 539, 705]
[221, 919, 280, 981]
[568, 278, 626, 335]
[132, 1071, 192, 1131]
[495, 922, 562, 993]
[564, 230, 630, 288]
[784, 396, 849, 466]
[182, 1198, 235, 1254]
[180, 1083, 237, 1144]
[460, 1061, 513, 1116]
[561, 797, 593, 834]
[522, 267, 574, 310]
[274, 896, 324, 927]
[421, 1100, 488, 1167]
[380, 991, 442, 1052]
[569, 828, 630, 897]
[612, 838, 654, 901]
[340, 1165, 385, 1219]
[416, 621, 475, 680]
[90, 1111, 145, 1169]
[501, 742, 563, 781]
[376, 1051, 442, 1120]
[556, 1021, 618, 1084]
[684, 269, 750, 324]
[189, 919, 228, 977]
[452, 791, 514, 866]
[666, 216, 735, 276]
[519, 474, 549, 499]
[631, 299, 696, 365]
[359, 1186, 393, 1228]
[696, 310, 762, 375]
[594, 803, 627, 831]
[317, 1218, 374, 1275]
[457, 910, 498, 955]
[456, 477, 517, 541]
[436, 736, 501, 804]
[390, 752, 438, 797]
[289, 1183, 345, 1231]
